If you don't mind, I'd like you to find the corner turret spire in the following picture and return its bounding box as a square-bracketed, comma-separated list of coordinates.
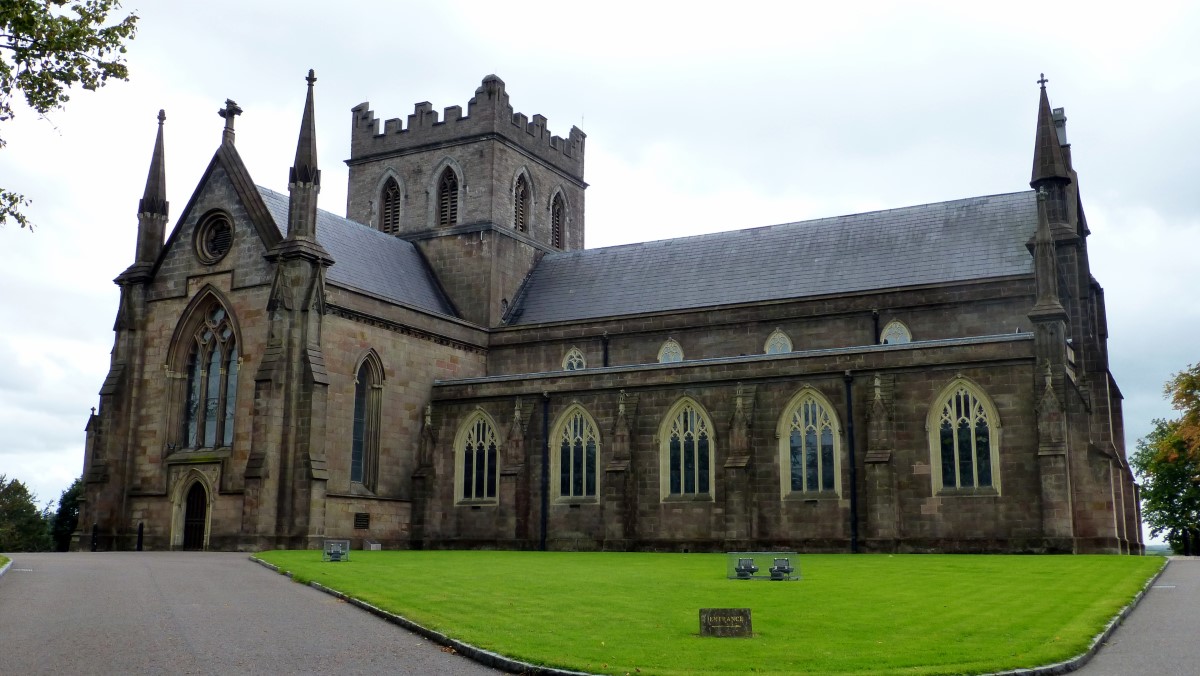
[1030, 74, 1071, 188]
[138, 110, 168, 219]
[290, 69, 320, 186]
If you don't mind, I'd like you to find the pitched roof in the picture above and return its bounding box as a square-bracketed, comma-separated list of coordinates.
[509, 191, 1037, 326]
[257, 186, 455, 317]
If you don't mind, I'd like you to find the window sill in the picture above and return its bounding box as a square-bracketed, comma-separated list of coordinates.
[165, 447, 231, 464]
[936, 487, 1000, 498]
[662, 493, 714, 503]
[455, 499, 498, 508]
[554, 496, 599, 506]
[783, 490, 841, 502]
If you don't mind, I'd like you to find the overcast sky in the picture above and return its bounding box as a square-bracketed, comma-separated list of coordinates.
[2, 2, 1197, 545]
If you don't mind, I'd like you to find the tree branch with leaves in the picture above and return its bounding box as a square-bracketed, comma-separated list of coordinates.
[0, 0, 137, 229]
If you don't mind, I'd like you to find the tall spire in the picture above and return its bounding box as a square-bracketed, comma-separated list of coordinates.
[138, 110, 168, 219]
[1030, 74, 1071, 188]
[290, 69, 320, 186]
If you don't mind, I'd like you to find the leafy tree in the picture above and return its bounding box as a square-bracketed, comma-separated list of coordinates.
[1165, 363, 1200, 451]
[50, 476, 82, 551]
[0, 0, 138, 229]
[0, 474, 53, 551]
[1131, 419, 1200, 554]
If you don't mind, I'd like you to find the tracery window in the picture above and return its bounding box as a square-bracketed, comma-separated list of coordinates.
[563, 347, 586, 371]
[380, 177, 401, 234]
[553, 406, 599, 501]
[764, 329, 792, 355]
[456, 413, 499, 504]
[658, 338, 683, 364]
[551, 193, 564, 248]
[182, 304, 238, 449]
[513, 174, 530, 233]
[778, 390, 840, 496]
[880, 320, 912, 345]
[660, 399, 713, 499]
[351, 354, 383, 491]
[928, 379, 1001, 493]
[437, 167, 459, 227]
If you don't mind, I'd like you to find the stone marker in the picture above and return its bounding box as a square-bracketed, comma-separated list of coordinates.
[699, 608, 752, 637]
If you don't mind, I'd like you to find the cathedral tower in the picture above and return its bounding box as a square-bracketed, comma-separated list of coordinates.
[345, 75, 586, 327]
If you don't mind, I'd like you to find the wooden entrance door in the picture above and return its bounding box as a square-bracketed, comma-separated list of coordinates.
[183, 482, 207, 550]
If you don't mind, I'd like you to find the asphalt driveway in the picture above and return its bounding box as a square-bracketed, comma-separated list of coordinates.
[0, 551, 501, 675]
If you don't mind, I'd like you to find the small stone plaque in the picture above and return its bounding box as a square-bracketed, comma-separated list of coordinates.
[699, 608, 752, 637]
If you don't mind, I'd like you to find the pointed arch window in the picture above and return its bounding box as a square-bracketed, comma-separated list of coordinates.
[437, 167, 459, 227]
[658, 338, 683, 364]
[764, 329, 792, 355]
[182, 304, 238, 449]
[660, 399, 714, 499]
[351, 355, 383, 491]
[513, 174, 530, 233]
[563, 347, 586, 371]
[380, 177, 401, 235]
[456, 413, 499, 504]
[551, 193, 564, 248]
[778, 390, 840, 496]
[880, 320, 912, 345]
[553, 406, 599, 501]
[928, 379, 1001, 493]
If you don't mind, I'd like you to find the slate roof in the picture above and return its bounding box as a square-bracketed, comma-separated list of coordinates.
[257, 186, 455, 317]
[509, 191, 1038, 326]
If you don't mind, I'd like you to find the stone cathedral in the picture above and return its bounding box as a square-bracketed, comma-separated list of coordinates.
[77, 72, 1143, 554]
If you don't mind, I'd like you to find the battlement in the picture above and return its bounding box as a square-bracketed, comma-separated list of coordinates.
[349, 75, 586, 179]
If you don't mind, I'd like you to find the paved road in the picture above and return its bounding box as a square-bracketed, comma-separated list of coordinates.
[1076, 556, 1200, 676]
[0, 552, 501, 675]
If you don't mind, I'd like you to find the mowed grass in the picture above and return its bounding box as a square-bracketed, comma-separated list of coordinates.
[257, 551, 1162, 676]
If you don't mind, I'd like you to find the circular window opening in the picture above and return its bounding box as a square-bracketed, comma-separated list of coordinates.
[196, 213, 233, 264]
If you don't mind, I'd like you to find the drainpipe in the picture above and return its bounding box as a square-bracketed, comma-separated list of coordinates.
[872, 310, 880, 345]
[844, 370, 859, 553]
[541, 391, 550, 551]
[601, 332, 610, 367]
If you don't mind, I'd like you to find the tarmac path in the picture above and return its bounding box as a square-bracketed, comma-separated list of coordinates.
[1075, 556, 1200, 676]
[0, 551, 502, 675]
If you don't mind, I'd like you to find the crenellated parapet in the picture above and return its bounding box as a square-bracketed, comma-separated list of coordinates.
[349, 75, 586, 179]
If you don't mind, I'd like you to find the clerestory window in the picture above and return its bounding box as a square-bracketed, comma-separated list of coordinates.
[563, 347, 586, 371]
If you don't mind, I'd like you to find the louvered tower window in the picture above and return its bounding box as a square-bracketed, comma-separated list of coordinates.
[380, 177, 401, 235]
[437, 168, 458, 227]
[513, 175, 529, 232]
[551, 193, 564, 248]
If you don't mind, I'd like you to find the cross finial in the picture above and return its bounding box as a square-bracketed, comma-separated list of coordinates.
[218, 99, 243, 144]
[306, 69, 317, 86]
[1037, 73, 1048, 89]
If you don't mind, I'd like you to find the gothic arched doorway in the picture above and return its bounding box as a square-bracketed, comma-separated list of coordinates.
[182, 482, 207, 550]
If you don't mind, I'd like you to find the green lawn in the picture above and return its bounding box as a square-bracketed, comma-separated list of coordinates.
[0, 554, 8, 567]
[256, 551, 1162, 676]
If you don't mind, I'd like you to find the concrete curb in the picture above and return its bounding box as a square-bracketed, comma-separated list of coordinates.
[251, 555, 1170, 676]
[250, 556, 591, 676]
[0, 558, 11, 580]
[992, 557, 1170, 676]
